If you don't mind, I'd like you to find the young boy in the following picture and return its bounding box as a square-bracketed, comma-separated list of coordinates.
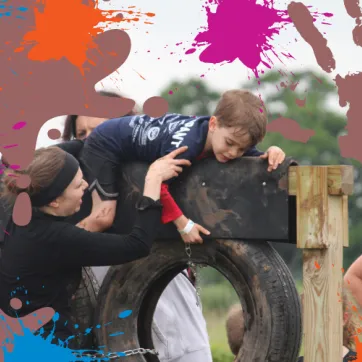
[79, 89, 286, 242]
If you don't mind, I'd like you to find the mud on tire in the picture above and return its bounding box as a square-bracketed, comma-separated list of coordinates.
[94, 239, 302, 362]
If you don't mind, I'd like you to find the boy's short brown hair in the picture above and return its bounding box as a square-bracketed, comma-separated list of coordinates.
[214, 89, 267, 147]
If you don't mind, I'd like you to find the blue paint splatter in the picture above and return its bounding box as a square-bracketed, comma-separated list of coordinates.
[109, 332, 124, 337]
[118, 310, 132, 319]
[1, 305, 133, 360]
[0, 4, 28, 19]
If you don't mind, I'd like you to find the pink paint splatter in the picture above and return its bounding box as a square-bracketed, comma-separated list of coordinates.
[12, 122, 26, 130]
[3, 144, 18, 149]
[184, 0, 333, 77]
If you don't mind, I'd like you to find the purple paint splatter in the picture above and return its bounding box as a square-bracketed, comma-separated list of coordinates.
[183, 0, 333, 77]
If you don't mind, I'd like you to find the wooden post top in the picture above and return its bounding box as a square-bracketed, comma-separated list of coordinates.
[288, 165, 354, 196]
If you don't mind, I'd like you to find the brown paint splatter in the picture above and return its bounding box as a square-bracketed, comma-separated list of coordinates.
[344, 0, 362, 47]
[267, 117, 315, 143]
[47, 129, 61, 140]
[0, 303, 54, 362]
[12, 192, 31, 226]
[287, 2, 336, 73]
[0, 1, 162, 225]
[335, 73, 362, 162]
[16, 174, 31, 189]
[295, 97, 306, 107]
[290, 82, 299, 91]
[9, 298, 22, 310]
[143, 96, 168, 118]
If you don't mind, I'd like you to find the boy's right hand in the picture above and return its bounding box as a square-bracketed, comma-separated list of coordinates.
[175, 215, 210, 244]
[181, 222, 210, 244]
[148, 146, 191, 182]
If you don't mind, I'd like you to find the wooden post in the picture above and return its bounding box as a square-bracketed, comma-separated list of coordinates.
[288, 165, 354, 362]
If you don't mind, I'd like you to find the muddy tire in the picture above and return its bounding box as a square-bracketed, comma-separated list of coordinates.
[69, 267, 100, 349]
[94, 239, 302, 362]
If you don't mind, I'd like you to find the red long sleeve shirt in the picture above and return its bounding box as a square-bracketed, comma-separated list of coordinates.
[160, 152, 208, 224]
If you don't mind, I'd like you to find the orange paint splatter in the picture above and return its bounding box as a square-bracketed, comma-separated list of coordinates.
[342, 268, 345, 273]
[22, 0, 155, 74]
[133, 69, 146, 80]
[355, 335, 362, 361]
[14, 47, 24, 53]
[315, 261, 321, 269]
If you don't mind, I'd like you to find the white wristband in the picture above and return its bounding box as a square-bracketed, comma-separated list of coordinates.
[178, 219, 195, 235]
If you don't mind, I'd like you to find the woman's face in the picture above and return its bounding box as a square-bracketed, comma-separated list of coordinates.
[75, 116, 107, 140]
[51, 168, 88, 216]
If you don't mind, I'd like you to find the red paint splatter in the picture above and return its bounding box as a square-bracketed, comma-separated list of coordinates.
[184, 0, 332, 77]
[1, 229, 9, 236]
[22, 1, 155, 74]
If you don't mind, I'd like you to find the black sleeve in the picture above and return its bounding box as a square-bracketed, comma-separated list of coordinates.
[54, 198, 162, 267]
[56, 140, 85, 159]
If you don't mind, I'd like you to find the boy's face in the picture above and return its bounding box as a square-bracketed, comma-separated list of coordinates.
[208, 116, 252, 163]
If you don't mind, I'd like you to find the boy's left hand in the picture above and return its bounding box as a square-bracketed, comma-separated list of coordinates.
[259, 146, 285, 172]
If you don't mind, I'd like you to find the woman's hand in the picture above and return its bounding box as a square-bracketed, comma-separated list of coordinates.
[144, 146, 191, 201]
[147, 146, 191, 182]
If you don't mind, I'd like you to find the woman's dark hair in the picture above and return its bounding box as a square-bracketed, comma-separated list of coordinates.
[1, 147, 67, 207]
[62, 90, 138, 141]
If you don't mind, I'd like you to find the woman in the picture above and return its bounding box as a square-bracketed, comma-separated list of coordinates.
[60, 102, 213, 362]
[0, 145, 190, 347]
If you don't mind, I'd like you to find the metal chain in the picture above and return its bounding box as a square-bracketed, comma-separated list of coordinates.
[185, 242, 202, 306]
[72, 347, 158, 360]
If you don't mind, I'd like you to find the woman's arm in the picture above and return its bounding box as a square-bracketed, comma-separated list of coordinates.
[56, 197, 163, 267]
[55, 146, 191, 267]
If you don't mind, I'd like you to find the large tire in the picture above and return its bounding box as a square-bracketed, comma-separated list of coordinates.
[69, 267, 100, 349]
[94, 239, 302, 362]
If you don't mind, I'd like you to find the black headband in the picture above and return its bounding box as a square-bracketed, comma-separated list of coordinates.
[30, 153, 80, 207]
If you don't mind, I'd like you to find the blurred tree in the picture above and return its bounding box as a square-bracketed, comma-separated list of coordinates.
[160, 71, 362, 278]
[160, 78, 220, 115]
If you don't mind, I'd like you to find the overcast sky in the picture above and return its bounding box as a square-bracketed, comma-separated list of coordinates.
[37, 0, 361, 148]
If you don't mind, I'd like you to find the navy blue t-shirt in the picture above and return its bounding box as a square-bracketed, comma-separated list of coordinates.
[90, 113, 263, 162]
